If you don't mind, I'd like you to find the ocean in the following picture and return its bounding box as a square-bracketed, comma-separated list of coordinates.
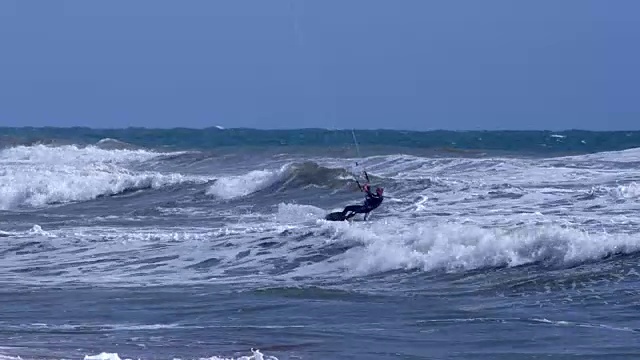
[1, 127, 639, 360]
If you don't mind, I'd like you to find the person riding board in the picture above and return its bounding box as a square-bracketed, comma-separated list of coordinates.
[341, 178, 384, 221]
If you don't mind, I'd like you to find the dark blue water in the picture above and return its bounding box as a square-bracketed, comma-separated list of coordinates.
[1, 128, 640, 359]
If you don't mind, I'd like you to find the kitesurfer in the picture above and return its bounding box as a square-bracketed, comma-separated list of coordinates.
[341, 183, 384, 221]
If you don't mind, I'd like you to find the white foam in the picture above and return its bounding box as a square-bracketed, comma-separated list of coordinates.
[555, 146, 640, 163]
[0, 224, 299, 286]
[321, 220, 640, 276]
[80, 349, 277, 360]
[0, 144, 159, 165]
[0, 167, 199, 209]
[28, 224, 55, 237]
[84, 353, 122, 360]
[4, 215, 639, 288]
[95, 138, 140, 150]
[0, 144, 207, 209]
[206, 165, 288, 200]
[0, 355, 22, 360]
[610, 182, 640, 199]
[0, 354, 23, 360]
[274, 203, 326, 223]
[196, 349, 277, 360]
[317, 152, 640, 230]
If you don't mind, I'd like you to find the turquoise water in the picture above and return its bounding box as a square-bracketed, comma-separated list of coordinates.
[3, 127, 640, 154]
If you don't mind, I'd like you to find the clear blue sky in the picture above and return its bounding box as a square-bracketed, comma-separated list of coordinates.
[0, 0, 637, 130]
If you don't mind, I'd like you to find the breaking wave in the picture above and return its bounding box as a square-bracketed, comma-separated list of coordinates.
[0, 144, 208, 209]
[206, 162, 355, 200]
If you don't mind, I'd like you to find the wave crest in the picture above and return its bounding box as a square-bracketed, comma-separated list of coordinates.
[205, 161, 355, 200]
[0, 144, 205, 209]
[326, 221, 640, 275]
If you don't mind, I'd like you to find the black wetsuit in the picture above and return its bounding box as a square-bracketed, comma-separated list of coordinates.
[341, 189, 384, 220]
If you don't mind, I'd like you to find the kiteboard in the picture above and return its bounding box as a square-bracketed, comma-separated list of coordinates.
[324, 211, 370, 222]
[325, 211, 348, 221]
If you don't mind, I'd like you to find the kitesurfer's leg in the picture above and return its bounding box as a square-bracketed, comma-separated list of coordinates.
[341, 205, 362, 216]
[342, 205, 369, 220]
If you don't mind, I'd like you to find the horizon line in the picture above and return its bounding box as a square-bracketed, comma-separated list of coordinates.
[1, 126, 638, 133]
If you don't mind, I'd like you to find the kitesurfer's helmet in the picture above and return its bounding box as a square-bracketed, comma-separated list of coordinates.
[376, 187, 384, 195]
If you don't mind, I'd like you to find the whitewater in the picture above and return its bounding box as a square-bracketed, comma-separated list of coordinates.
[1, 133, 640, 359]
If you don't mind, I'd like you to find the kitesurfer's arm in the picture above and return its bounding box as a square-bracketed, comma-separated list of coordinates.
[355, 171, 370, 191]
